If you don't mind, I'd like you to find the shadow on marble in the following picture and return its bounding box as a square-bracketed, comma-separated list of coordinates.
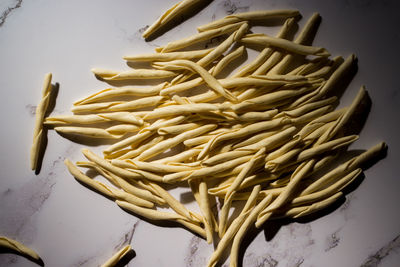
[180, 190, 197, 204]
[143, 0, 214, 42]
[326, 57, 358, 101]
[342, 89, 372, 138]
[114, 248, 136, 267]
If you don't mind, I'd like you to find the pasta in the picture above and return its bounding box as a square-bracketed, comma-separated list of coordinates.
[30, 73, 53, 171]
[142, 0, 206, 39]
[37, 6, 387, 267]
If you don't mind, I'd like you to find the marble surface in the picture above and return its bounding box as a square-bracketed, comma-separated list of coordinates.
[1, 0, 400, 266]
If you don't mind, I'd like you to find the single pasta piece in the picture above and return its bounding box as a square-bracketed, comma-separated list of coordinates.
[156, 22, 245, 53]
[91, 68, 176, 80]
[0, 236, 41, 262]
[45, 112, 144, 126]
[31, 73, 52, 171]
[124, 48, 212, 61]
[101, 245, 132, 267]
[241, 33, 330, 57]
[112, 159, 194, 173]
[144, 103, 221, 119]
[54, 124, 140, 139]
[73, 82, 168, 105]
[197, 9, 299, 32]
[142, 0, 207, 39]
[198, 179, 215, 243]
[71, 96, 165, 113]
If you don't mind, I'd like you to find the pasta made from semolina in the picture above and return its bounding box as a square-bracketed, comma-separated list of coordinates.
[44, 7, 388, 267]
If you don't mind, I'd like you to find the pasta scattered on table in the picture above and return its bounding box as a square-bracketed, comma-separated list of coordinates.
[36, 7, 387, 267]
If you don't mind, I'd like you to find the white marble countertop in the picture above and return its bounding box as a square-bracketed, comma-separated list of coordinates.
[1, 0, 400, 266]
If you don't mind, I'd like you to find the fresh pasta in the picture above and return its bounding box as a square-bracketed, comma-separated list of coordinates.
[30, 73, 53, 171]
[36, 6, 387, 267]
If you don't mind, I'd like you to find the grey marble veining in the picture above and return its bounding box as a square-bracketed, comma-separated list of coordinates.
[242, 223, 314, 267]
[361, 234, 400, 267]
[324, 227, 342, 252]
[0, 0, 22, 27]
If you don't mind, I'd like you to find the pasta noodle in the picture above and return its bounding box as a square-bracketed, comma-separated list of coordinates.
[42, 7, 387, 267]
[31, 73, 53, 171]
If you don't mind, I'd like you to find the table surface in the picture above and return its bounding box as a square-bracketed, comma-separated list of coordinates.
[1, 0, 400, 266]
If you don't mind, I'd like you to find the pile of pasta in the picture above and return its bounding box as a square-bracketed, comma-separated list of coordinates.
[45, 10, 386, 267]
